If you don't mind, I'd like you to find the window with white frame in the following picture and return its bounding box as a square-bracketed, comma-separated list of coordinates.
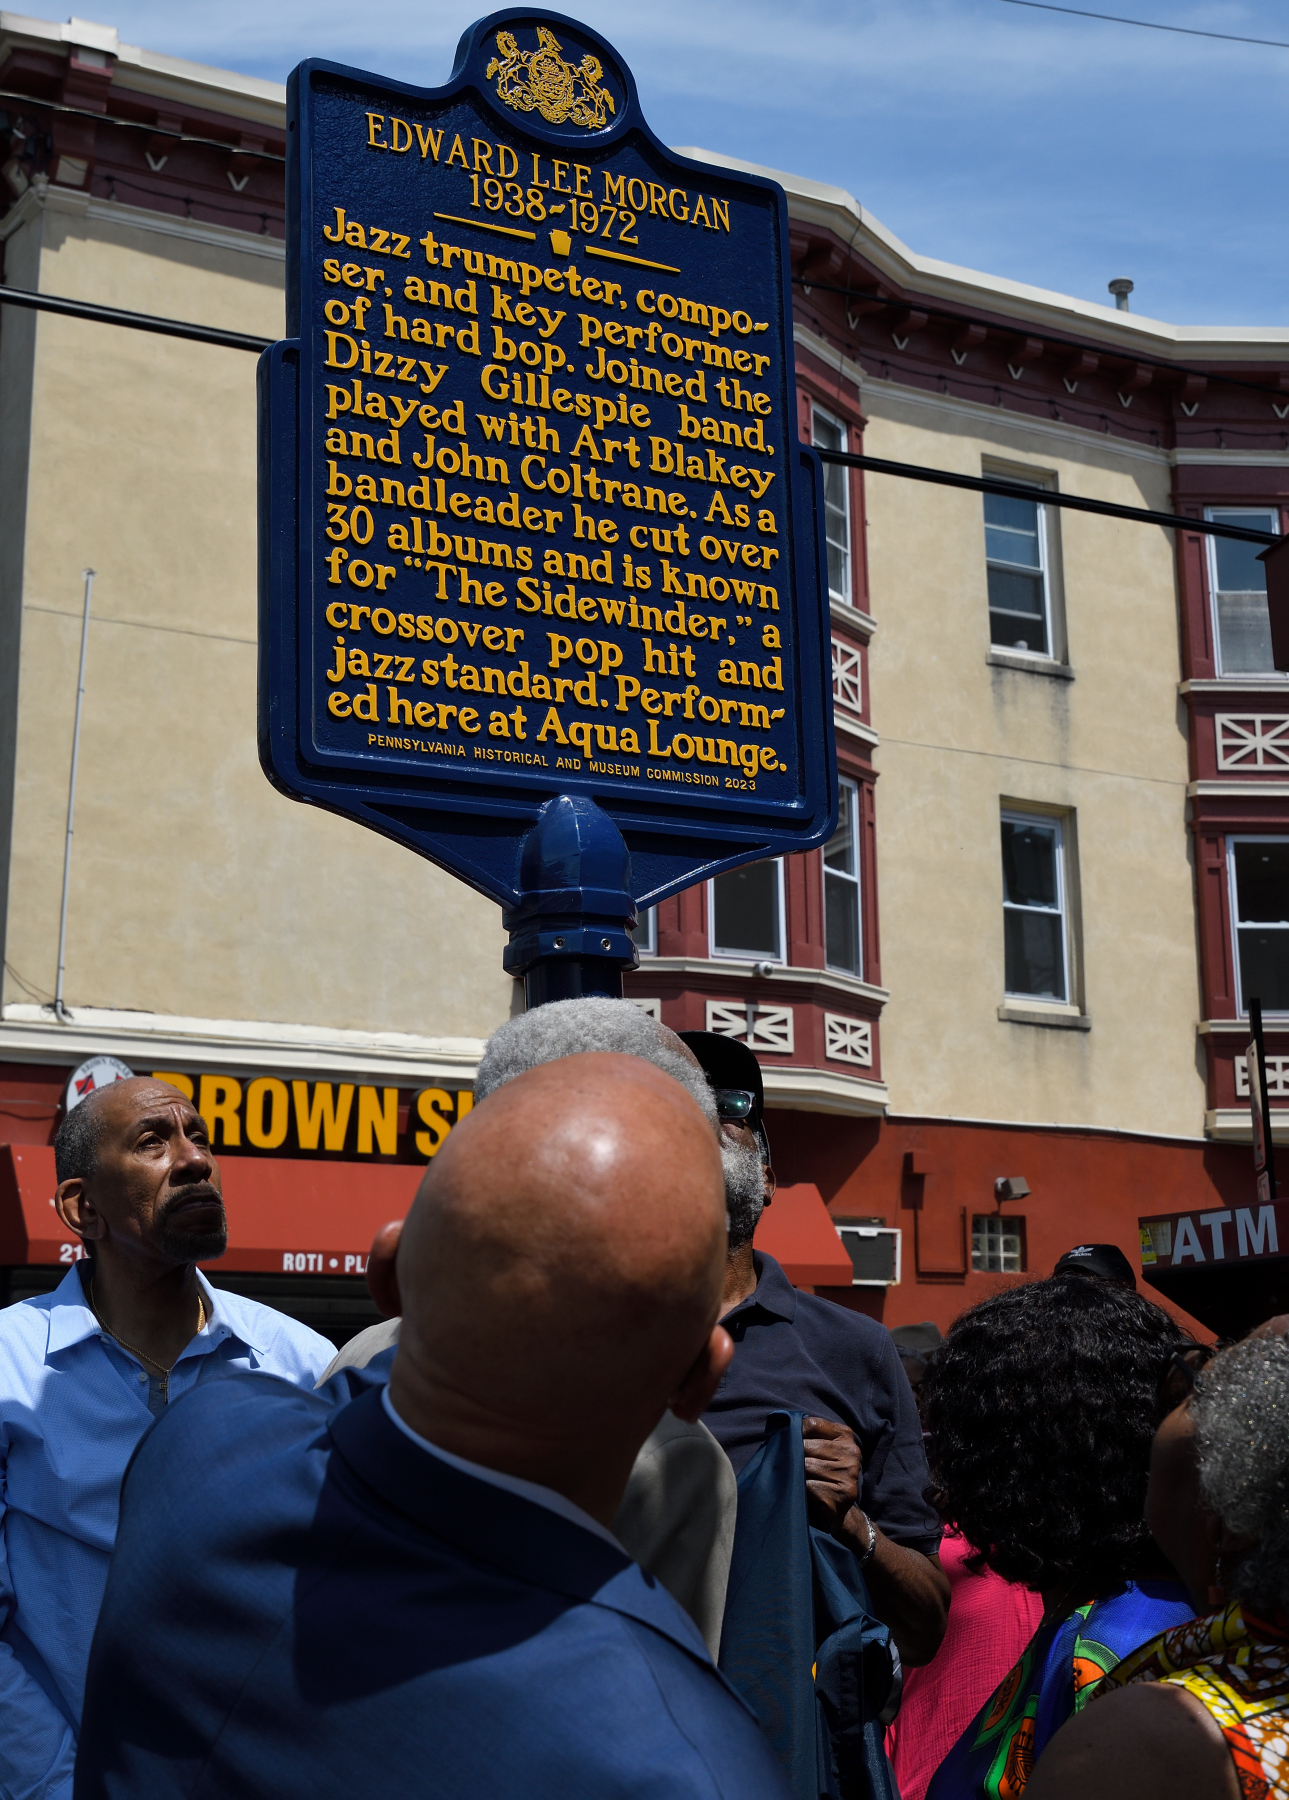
[710, 859, 784, 961]
[811, 408, 851, 604]
[971, 1214, 1025, 1273]
[985, 486, 1052, 655]
[1229, 838, 1289, 1014]
[630, 907, 656, 955]
[824, 778, 862, 975]
[1206, 510, 1281, 676]
[1001, 812, 1069, 1001]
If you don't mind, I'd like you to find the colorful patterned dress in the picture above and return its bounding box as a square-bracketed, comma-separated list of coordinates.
[925, 1580, 1195, 1800]
[1093, 1602, 1289, 1798]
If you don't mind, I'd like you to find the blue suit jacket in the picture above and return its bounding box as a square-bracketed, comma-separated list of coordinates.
[73, 1376, 790, 1800]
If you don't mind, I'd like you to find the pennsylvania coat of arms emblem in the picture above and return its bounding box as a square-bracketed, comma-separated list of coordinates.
[485, 27, 616, 129]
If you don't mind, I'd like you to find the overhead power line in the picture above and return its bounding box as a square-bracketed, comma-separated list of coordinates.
[0, 284, 270, 352]
[815, 449, 1279, 545]
[998, 0, 1289, 49]
[0, 286, 1275, 546]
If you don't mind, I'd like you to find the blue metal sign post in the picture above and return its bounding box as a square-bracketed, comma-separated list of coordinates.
[259, 9, 835, 1005]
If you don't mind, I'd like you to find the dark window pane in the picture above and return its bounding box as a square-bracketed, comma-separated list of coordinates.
[814, 413, 843, 456]
[824, 782, 856, 874]
[990, 611, 1048, 654]
[1238, 930, 1289, 1012]
[984, 492, 1040, 538]
[1004, 910, 1065, 999]
[825, 871, 860, 974]
[838, 1230, 897, 1282]
[814, 414, 850, 598]
[987, 566, 1045, 618]
[712, 860, 780, 957]
[1211, 515, 1277, 674]
[1212, 518, 1274, 595]
[826, 538, 847, 599]
[1001, 821, 1058, 907]
[822, 457, 848, 514]
[985, 526, 1041, 570]
[630, 907, 654, 950]
[1234, 842, 1289, 923]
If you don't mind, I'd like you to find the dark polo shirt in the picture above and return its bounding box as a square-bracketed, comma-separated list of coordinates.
[704, 1252, 941, 1555]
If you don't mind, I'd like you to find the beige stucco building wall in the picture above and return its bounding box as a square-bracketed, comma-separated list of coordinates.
[862, 386, 1202, 1135]
[0, 184, 513, 1047]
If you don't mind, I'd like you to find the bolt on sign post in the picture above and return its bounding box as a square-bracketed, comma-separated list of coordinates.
[259, 9, 835, 1005]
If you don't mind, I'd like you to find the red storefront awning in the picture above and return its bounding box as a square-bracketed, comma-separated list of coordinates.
[0, 1145, 418, 1274]
[753, 1181, 853, 1288]
[0, 1149, 854, 1290]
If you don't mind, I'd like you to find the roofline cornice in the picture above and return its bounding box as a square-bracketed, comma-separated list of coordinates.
[676, 144, 1289, 364]
[0, 10, 286, 130]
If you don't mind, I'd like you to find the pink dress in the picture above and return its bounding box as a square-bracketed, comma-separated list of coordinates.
[885, 1528, 1044, 1800]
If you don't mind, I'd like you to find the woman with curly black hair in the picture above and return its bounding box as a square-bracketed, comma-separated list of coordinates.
[922, 1273, 1196, 1800]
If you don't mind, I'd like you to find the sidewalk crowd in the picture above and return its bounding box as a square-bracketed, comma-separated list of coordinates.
[0, 996, 1282, 1800]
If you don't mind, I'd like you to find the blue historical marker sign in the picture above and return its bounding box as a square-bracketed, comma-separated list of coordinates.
[259, 8, 835, 995]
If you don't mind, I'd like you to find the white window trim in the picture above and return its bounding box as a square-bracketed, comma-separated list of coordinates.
[811, 404, 851, 607]
[1204, 508, 1283, 680]
[708, 858, 786, 963]
[1001, 809, 1070, 1004]
[824, 776, 862, 977]
[985, 481, 1055, 662]
[631, 905, 656, 956]
[1228, 835, 1289, 1017]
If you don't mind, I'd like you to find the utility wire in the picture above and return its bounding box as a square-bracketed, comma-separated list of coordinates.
[0, 284, 270, 353]
[0, 88, 286, 157]
[815, 449, 1280, 545]
[998, 0, 1289, 50]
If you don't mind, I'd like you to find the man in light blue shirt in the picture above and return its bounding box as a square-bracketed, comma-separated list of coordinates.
[0, 1076, 334, 1800]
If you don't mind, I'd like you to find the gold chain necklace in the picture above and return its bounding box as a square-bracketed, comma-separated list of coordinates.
[89, 1276, 205, 1386]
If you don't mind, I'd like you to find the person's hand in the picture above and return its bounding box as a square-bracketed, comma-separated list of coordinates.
[802, 1415, 862, 1533]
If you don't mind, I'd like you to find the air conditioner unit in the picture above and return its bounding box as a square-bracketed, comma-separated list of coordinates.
[835, 1223, 902, 1287]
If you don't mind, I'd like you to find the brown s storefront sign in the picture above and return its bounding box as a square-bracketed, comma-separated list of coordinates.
[153, 1070, 472, 1162]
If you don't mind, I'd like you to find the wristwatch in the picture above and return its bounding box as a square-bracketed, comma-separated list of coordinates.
[854, 1507, 877, 1563]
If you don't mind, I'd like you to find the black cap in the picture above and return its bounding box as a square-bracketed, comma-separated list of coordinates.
[677, 1032, 763, 1123]
[677, 1030, 769, 1160]
[890, 1321, 944, 1358]
[1053, 1243, 1136, 1286]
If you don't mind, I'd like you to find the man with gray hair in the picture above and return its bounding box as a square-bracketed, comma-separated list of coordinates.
[322, 997, 737, 1654]
[474, 996, 719, 1117]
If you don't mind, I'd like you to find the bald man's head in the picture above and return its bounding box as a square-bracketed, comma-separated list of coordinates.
[393, 1053, 727, 1482]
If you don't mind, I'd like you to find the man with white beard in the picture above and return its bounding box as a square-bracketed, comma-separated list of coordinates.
[682, 1031, 950, 1670]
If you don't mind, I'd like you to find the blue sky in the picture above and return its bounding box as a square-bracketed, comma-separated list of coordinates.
[83, 1, 1288, 326]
